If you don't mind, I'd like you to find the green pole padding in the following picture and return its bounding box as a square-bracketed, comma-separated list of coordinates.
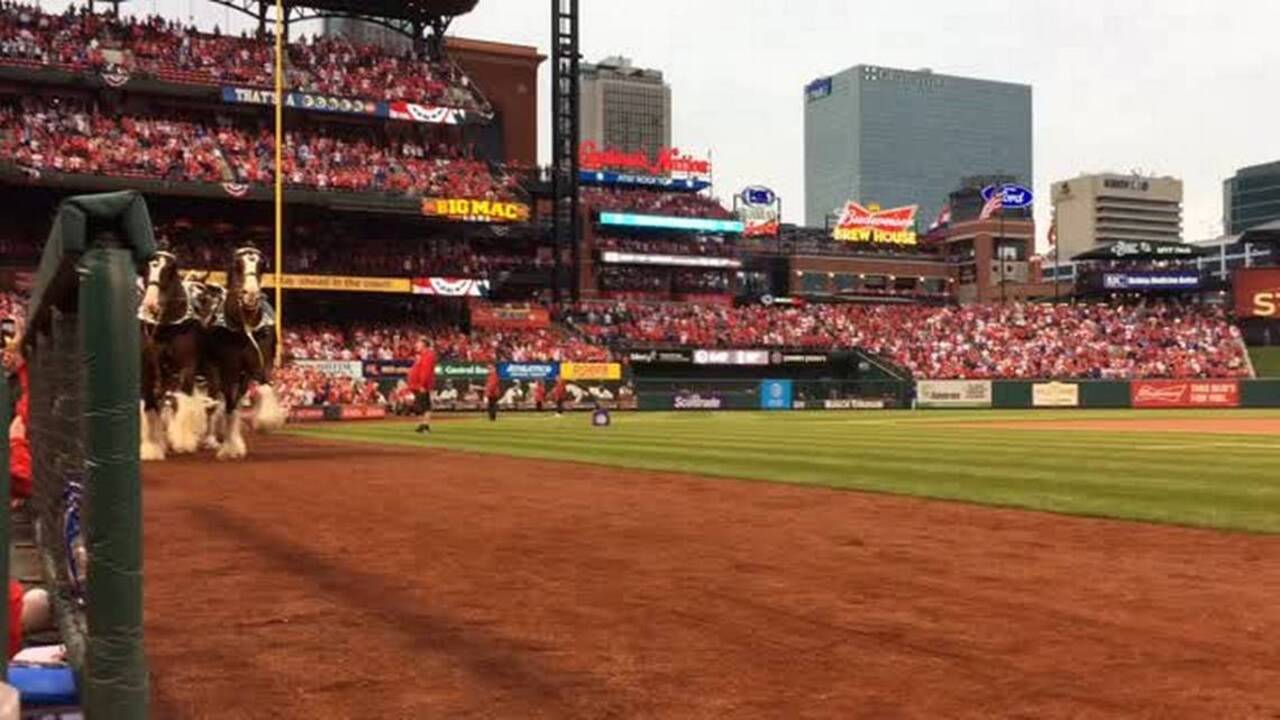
[79, 247, 148, 719]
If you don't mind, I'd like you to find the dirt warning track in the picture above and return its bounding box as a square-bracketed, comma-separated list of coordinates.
[144, 434, 1280, 719]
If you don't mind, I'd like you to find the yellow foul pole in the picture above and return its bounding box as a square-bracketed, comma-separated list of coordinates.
[273, 0, 284, 365]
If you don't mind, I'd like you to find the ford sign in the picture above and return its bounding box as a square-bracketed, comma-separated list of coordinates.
[742, 186, 776, 206]
[981, 183, 1035, 209]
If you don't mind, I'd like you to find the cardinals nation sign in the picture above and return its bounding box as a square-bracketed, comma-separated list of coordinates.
[832, 202, 919, 245]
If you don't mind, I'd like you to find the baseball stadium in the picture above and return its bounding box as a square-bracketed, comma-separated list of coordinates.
[0, 1, 1279, 718]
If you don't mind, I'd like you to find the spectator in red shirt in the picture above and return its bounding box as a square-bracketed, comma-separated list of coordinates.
[484, 365, 500, 422]
[407, 337, 437, 434]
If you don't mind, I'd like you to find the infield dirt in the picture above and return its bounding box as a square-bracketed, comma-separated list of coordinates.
[145, 434, 1280, 719]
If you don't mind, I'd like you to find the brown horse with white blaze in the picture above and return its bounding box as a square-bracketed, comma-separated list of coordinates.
[204, 246, 283, 460]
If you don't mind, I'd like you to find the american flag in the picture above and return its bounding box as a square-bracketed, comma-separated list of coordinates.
[980, 192, 1003, 220]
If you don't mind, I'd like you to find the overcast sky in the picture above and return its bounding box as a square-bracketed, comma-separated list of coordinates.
[37, 0, 1280, 248]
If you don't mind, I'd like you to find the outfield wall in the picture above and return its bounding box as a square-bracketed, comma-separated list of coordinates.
[631, 378, 1280, 411]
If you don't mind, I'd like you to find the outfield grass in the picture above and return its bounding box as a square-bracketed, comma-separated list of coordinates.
[288, 410, 1280, 534]
[1251, 346, 1280, 377]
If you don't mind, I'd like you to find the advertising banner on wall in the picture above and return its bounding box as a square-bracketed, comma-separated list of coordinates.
[1233, 268, 1280, 318]
[420, 198, 531, 223]
[560, 363, 623, 381]
[197, 271, 411, 293]
[1102, 272, 1201, 291]
[760, 379, 793, 410]
[470, 305, 550, 330]
[737, 186, 781, 237]
[693, 349, 771, 366]
[292, 360, 364, 379]
[599, 251, 742, 269]
[832, 202, 918, 245]
[673, 393, 724, 410]
[598, 213, 745, 234]
[410, 277, 491, 297]
[1131, 380, 1240, 408]
[579, 142, 712, 182]
[497, 363, 560, 381]
[221, 86, 381, 117]
[579, 170, 709, 192]
[1032, 382, 1080, 408]
[917, 380, 993, 408]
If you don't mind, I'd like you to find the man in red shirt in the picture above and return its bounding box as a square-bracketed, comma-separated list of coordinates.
[406, 338, 437, 433]
[552, 376, 568, 417]
[484, 365, 500, 422]
[532, 379, 546, 413]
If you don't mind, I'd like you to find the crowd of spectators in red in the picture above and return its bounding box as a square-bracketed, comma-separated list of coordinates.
[0, 98, 522, 200]
[272, 364, 385, 409]
[0, 3, 490, 113]
[142, 223, 549, 279]
[581, 187, 733, 219]
[284, 321, 610, 364]
[564, 300, 1250, 380]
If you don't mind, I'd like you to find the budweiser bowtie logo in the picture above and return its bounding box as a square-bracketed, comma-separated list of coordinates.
[1134, 384, 1189, 403]
[836, 203, 918, 230]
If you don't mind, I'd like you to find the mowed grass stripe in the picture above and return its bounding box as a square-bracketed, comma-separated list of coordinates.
[288, 410, 1280, 533]
[303, 425, 1277, 504]
[313, 421, 1280, 469]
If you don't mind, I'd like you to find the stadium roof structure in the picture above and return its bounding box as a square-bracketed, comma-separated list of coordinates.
[1072, 239, 1208, 262]
[208, 0, 480, 50]
[1239, 219, 1280, 246]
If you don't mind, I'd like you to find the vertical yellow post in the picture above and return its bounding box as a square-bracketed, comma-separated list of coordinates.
[273, 0, 284, 364]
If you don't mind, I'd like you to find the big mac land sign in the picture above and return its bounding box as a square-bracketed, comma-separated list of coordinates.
[832, 202, 919, 245]
[1233, 267, 1280, 318]
[421, 198, 530, 223]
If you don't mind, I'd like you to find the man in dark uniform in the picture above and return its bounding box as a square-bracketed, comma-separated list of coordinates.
[407, 338, 437, 433]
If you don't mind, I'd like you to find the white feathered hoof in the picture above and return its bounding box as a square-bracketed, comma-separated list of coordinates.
[140, 406, 166, 462]
[253, 384, 286, 434]
[165, 393, 204, 455]
[216, 414, 248, 461]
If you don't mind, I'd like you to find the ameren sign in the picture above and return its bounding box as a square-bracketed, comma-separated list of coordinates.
[832, 202, 918, 245]
[421, 198, 530, 223]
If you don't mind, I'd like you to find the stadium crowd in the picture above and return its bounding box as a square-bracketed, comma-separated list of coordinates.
[144, 224, 550, 279]
[564, 300, 1250, 380]
[581, 187, 733, 219]
[0, 2, 490, 112]
[284, 322, 611, 364]
[0, 98, 522, 200]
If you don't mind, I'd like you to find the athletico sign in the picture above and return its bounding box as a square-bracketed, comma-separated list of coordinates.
[1131, 380, 1239, 408]
[833, 202, 918, 245]
[421, 198, 531, 223]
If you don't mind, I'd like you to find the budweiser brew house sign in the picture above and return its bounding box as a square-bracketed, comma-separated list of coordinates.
[579, 142, 712, 181]
[832, 202, 919, 245]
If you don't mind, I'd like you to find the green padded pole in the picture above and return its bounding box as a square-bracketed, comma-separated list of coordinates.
[0, 361, 9, 682]
[79, 247, 148, 719]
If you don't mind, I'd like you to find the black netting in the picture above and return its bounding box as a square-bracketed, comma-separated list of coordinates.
[28, 304, 89, 670]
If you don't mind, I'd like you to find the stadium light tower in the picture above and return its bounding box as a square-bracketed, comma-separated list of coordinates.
[551, 0, 581, 303]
